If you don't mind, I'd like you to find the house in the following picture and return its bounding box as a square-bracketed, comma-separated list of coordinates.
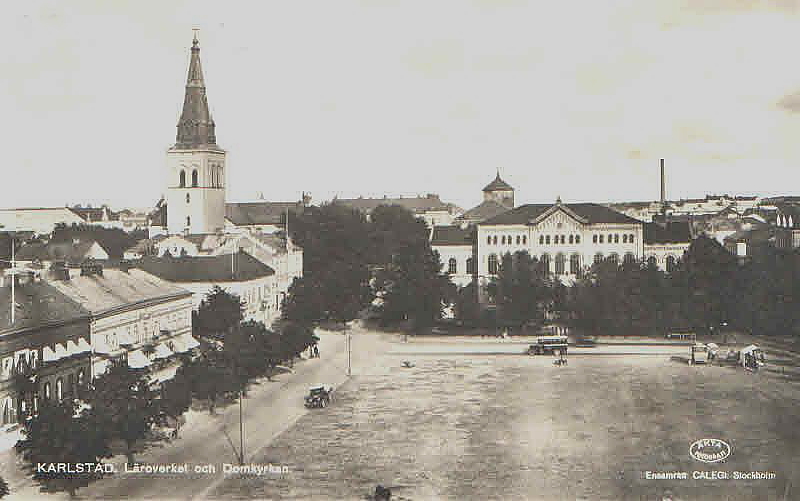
[137, 250, 280, 325]
[476, 199, 643, 306]
[724, 227, 777, 262]
[333, 194, 462, 227]
[0, 275, 92, 431]
[430, 225, 475, 288]
[47, 266, 196, 379]
[0, 208, 86, 236]
[456, 172, 515, 225]
[14, 238, 111, 268]
[224, 200, 306, 234]
[643, 221, 693, 272]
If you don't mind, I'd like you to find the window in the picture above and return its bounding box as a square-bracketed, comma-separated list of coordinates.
[623, 234, 628, 243]
[487, 236, 491, 245]
[561, 235, 566, 244]
[501, 236, 505, 245]
[593, 235, 598, 244]
[555, 253, 565, 275]
[569, 235, 574, 244]
[647, 256, 657, 268]
[570, 254, 581, 275]
[594, 253, 604, 264]
[191, 169, 199, 187]
[546, 235, 551, 245]
[609, 253, 619, 265]
[666, 255, 676, 273]
[179, 170, 186, 188]
[507, 235, 512, 244]
[575, 235, 580, 244]
[599, 235, 604, 244]
[522, 236, 527, 245]
[448, 258, 457, 275]
[56, 378, 63, 401]
[629, 234, 635, 243]
[186, 193, 190, 204]
[44, 382, 51, 400]
[539, 236, 544, 245]
[488, 254, 498, 275]
[466, 258, 475, 274]
[186, 216, 191, 227]
[614, 234, 619, 244]
[516, 236, 521, 245]
[493, 236, 498, 245]
[623, 253, 636, 265]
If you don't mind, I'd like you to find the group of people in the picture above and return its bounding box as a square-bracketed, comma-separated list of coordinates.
[309, 344, 320, 358]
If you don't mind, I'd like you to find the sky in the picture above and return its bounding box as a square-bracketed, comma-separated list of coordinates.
[2, 0, 800, 212]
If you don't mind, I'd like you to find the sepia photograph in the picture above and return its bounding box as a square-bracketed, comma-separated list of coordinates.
[2, 1, 800, 499]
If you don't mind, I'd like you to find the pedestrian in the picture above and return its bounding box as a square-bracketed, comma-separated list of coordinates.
[314, 345, 320, 358]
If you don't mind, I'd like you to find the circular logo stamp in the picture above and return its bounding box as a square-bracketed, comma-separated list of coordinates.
[690, 439, 731, 463]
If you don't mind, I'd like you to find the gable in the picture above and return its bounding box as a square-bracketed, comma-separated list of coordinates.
[531, 207, 586, 231]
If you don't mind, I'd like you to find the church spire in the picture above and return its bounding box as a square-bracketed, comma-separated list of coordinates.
[173, 32, 219, 150]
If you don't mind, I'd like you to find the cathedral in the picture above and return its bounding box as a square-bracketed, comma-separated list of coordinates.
[140, 34, 303, 325]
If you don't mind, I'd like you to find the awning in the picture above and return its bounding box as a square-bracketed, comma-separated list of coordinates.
[127, 350, 152, 369]
[77, 337, 92, 353]
[153, 343, 173, 359]
[170, 333, 200, 353]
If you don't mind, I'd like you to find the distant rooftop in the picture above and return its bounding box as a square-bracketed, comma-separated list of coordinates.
[137, 251, 275, 283]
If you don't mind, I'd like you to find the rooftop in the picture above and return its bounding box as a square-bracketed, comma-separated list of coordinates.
[333, 194, 451, 214]
[482, 173, 514, 192]
[0, 281, 89, 336]
[225, 201, 303, 226]
[481, 202, 640, 226]
[643, 222, 693, 245]
[137, 251, 275, 283]
[458, 200, 511, 223]
[430, 225, 474, 247]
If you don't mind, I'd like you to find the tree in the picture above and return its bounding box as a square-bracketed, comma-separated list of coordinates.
[453, 283, 480, 325]
[495, 251, 551, 331]
[15, 400, 111, 498]
[195, 286, 244, 340]
[681, 236, 738, 334]
[87, 363, 161, 465]
[158, 367, 192, 431]
[180, 347, 237, 414]
[0, 476, 8, 498]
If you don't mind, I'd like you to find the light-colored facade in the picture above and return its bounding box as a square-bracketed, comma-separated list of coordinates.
[48, 268, 195, 378]
[476, 201, 643, 305]
[0, 208, 85, 235]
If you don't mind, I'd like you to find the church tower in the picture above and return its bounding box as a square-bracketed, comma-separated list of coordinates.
[482, 170, 515, 209]
[166, 33, 226, 235]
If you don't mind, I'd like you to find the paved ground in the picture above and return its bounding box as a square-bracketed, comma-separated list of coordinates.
[4, 330, 799, 500]
[209, 333, 800, 500]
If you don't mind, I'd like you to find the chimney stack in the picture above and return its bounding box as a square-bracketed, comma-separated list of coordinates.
[660, 158, 665, 208]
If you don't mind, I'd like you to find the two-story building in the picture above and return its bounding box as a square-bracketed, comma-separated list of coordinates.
[476, 199, 643, 306]
[430, 225, 475, 288]
[47, 266, 196, 378]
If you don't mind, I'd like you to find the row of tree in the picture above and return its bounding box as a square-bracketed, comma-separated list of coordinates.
[281, 204, 454, 332]
[14, 286, 318, 498]
[483, 235, 800, 337]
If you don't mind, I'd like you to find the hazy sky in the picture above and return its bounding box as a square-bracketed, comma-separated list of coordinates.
[3, 0, 800, 212]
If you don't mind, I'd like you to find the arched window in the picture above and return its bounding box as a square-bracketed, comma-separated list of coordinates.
[666, 255, 676, 273]
[191, 169, 199, 187]
[56, 378, 63, 401]
[545, 235, 551, 245]
[561, 235, 566, 244]
[507, 235, 512, 245]
[179, 170, 186, 188]
[522, 236, 527, 245]
[593, 234, 598, 244]
[629, 234, 635, 243]
[466, 258, 474, 274]
[186, 193, 190, 204]
[570, 254, 581, 275]
[540, 254, 550, 274]
[609, 253, 619, 265]
[539, 236, 544, 245]
[623, 253, 636, 265]
[569, 235, 574, 244]
[555, 253, 565, 275]
[487, 236, 491, 245]
[493, 236, 498, 245]
[516, 236, 521, 245]
[448, 258, 457, 275]
[594, 252, 604, 265]
[647, 256, 657, 268]
[614, 234, 619, 244]
[186, 216, 191, 228]
[44, 382, 51, 400]
[575, 235, 581, 244]
[488, 254, 498, 275]
[623, 234, 628, 243]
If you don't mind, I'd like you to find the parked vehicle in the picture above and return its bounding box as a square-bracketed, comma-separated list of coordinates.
[689, 343, 710, 365]
[741, 345, 766, 371]
[527, 335, 568, 355]
[304, 386, 332, 408]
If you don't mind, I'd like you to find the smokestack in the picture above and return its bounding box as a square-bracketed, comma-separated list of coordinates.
[660, 158, 665, 208]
